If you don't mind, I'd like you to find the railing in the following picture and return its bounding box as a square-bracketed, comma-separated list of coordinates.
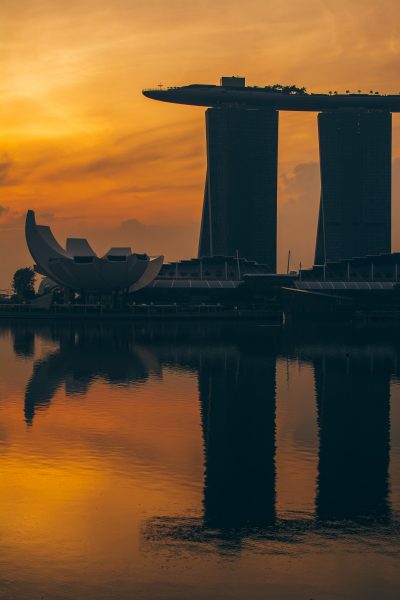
[142, 87, 181, 92]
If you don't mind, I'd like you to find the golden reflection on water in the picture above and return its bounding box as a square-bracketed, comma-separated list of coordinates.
[0, 322, 399, 600]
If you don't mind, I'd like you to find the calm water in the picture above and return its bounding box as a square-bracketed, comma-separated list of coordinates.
[0, 320, 400, 599]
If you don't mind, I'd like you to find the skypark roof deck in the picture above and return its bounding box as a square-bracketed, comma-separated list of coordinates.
[143, 80, 400, 112]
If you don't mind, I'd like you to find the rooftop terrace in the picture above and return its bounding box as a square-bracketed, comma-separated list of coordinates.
[143, 76, 400, 112]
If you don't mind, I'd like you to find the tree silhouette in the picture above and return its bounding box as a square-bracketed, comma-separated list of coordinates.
[267, 83, 307, 94]
[12, 267, 36, 301]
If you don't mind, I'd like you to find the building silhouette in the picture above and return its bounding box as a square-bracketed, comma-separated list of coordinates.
[315, 110, 392, 264]
[144, 78, 398, 269]
[199, 106, 278, 271]
[25, 210, 163, 295]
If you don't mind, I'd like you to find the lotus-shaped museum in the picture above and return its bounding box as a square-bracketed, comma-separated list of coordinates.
[25, 210, 163, 292]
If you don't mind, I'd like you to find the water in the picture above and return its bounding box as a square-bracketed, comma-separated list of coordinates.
[0, 320, 399, 599]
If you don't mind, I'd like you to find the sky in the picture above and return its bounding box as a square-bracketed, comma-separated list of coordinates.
[1, 0, 400, 288]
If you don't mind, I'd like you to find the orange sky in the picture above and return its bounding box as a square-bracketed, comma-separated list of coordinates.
[1, 0, 400, 287]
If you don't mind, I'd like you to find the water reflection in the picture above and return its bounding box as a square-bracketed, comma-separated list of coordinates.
[12, 323, 36, 358]
[315, 351, 391, 522]
[199, 346, 276, 528]
[24, 325, 162, 424]
[13, 323, 400, 539]
[144, 326, 399, 549]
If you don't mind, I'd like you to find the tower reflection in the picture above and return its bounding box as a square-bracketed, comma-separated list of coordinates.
[199, 345, 276, 527]
[314, 346, 391, 521]
[14, 322, 397, 544]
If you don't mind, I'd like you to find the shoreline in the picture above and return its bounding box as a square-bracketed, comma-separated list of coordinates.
[0, 306, 281, 322]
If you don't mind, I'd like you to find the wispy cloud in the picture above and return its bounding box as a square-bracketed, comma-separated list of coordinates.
[278, 162, 321, 269]
[0, 157, 18, 186]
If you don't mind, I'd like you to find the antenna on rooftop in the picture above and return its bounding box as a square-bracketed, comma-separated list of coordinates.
[235, 249, 241, 280]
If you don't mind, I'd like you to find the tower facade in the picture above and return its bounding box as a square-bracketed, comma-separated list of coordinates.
[315, 110, 392, 264]
[199, 106, 279, 272]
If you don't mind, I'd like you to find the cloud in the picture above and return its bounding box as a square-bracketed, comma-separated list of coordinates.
[96, 217, 199, 260]
[45, 146, 163, 181]
[278, 162, 321, 270]
[280, 162, 320, 205]
[37, 211, 54, 221]
[0, 207, 25, 228]
[43, 126, 203, 183]
[0, 157, 18, 186]
[113, 182, 201, 195]
[0, 216, 32, 290]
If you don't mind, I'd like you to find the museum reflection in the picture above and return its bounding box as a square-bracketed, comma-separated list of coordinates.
[14, 322, 397, 533]
[23, 323, 162, 424]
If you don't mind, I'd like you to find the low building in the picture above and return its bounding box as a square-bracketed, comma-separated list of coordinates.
[157, 256, 272, 281]
[132, 256, 277, 305]
[25, 210, 163, 295]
